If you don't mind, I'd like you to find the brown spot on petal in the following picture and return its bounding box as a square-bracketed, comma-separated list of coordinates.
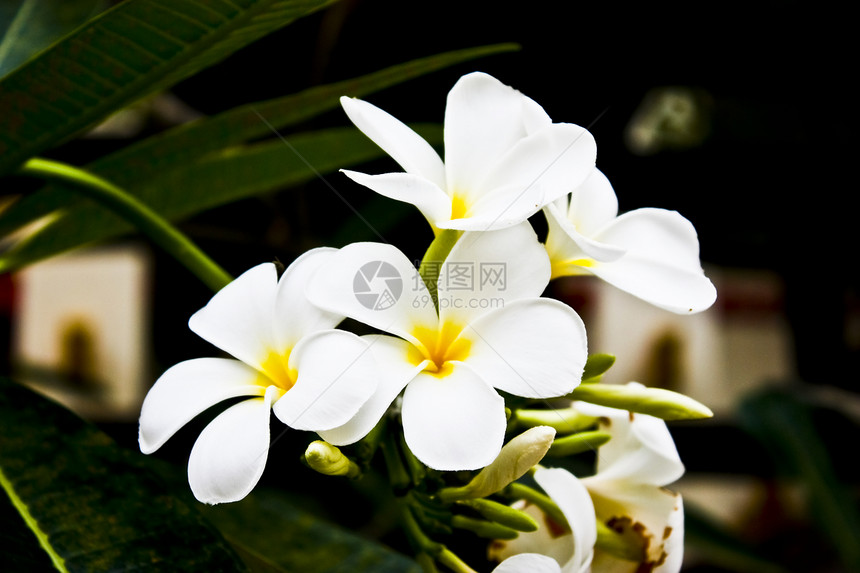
[545, 514, 568, 539]
[663, 526, 673, 540]
[629, 411, 636, 422]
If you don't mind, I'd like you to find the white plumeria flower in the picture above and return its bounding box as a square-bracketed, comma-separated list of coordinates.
[340, 71, 597, 233]
[544, 168, 716, 314]
[307, 223, 588, 471]
[490, 387, 685, 573]
[577, 389, 685, 573]
[138, 252, 378, 504]
[490, 467, 597, 573]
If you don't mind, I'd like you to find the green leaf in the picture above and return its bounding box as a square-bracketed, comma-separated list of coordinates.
[0, 0, 337, 176]
[0, 124, 441, 272]
[201, 486, 422, 573]
[0, 0, 108, 79]
[0, 377, 248, 572]
[0, 43, 517, 242]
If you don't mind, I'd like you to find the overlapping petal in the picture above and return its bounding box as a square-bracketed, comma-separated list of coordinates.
[272, 330, 377, 432]
[317, 335, 421, 446]
[272, 247, 343, 350]
[188, 263, 278, 370]
[138, 357, 265, 454]
[491, 468, 596, 573]
[545, 168, 716, 313]
[187, 386, 278, 505]
[341, 71, 596, 232]
[463, 299, 587, 398]
[577, 395, 685, 572]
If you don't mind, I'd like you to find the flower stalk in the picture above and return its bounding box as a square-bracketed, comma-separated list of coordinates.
[18, 158, 232, 292]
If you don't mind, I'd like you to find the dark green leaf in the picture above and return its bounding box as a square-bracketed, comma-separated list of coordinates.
[0, 377, 247, 572]
[0, 0, 108, 79]
[0, 0, 336, 176]
[0, 124, 442, 272]
[201, 486, 421, 573]
[0, 43, 517, 241]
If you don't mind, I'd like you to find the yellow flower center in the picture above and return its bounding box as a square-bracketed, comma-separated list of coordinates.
[450, 193, 469, 220]
[409, 321, 471, 377]
[259, 350, 298, 392]
[550, 257, 596, 279]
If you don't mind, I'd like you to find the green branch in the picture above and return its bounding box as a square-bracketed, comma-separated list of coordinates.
[16, 158, 232, 292]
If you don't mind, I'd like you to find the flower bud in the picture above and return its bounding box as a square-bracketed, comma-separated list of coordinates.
[438, 426, 555, 502]
[303, 440, 361, 479]
[569, 382, 713, 420]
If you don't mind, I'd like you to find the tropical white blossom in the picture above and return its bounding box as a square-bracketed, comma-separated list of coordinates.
[577, 393, 685, 573]
[491, 467, 597, 573]
[340, 71, 597, 232]
[544, 168, 716, 313]
[306, 223, 588, 471]
[138, 253, 378, 504]
[490, 387, 685, 572]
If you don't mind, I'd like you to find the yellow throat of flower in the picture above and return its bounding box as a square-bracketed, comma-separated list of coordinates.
[449, 193, 469, 220]
[410, 321, 471, 377]
[259, 350, 298, 393]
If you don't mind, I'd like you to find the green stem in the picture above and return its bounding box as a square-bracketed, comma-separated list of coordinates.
[504, 482, 568, 531]
[17, 158, 232, 293]
[418, 228, 460, 309]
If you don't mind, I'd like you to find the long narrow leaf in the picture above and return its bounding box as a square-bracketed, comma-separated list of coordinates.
[0, 0, 336, 176]
[0, 124, 442, 272]
[0, 377, 248, 572]
[0, 0, 108, 79]
[0, 43, 517, 239]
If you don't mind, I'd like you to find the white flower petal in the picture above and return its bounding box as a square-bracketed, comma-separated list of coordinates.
[490, 500, 573, 566]
[272, 330, 377, 433]
[544, 200, 626, 265]
[306, 242, 438, 346]
[188, 263, 277, 370]
[317, 335, 421, 446]
[588, 208, 716, 313]
[438, 222, 550, 326]
[340, 96, 446, 189]
[444, 72, 532, 194]
[655, 494, 684, 573]
[578, 399, 684, 486]
[463, 299, 587, 398]
[536, 468, 597, 573]
[341, 170, 452, 228]
[401, 363, 506, 471]
[568, 168, 619, 235]
[588, 485, 682, 572]
[493, 553, 563, 573]
[476, 123, 597, 208]
[138, 358, 265, 454]
[273, 248, 343, 350]
[187, 387, 277, 504]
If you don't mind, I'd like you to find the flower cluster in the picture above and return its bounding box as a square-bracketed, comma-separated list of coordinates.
[139, 72, 715, 571]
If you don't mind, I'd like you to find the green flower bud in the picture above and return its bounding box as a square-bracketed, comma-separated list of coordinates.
[451, 515, 519, 540]
[437, 426, 555, 503]
[569, 383, 713, 420]
[303, 440, 361, 479]
[547, 430, 612, 457]
[455, 498, 539, 532]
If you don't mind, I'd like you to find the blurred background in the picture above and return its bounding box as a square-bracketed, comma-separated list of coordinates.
[2, 1, 857, 571]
